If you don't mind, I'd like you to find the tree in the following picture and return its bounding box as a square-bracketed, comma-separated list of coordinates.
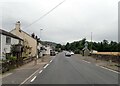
[65, 42, 70, 51]
[55, 44, 62, 52]
[31, 33, 35, 38]
[55, 38, 120, 53]
[118, 42, 120, 52]
[81, 38, 86, 44]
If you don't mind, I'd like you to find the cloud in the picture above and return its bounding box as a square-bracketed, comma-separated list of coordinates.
[1, 0, 119, 44]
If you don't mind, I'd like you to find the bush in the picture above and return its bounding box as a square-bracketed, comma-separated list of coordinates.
[7, 56, 17, 61]
[74, 49, 80, 54]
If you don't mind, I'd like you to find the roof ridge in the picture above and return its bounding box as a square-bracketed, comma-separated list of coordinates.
[0, 29, 23, 41]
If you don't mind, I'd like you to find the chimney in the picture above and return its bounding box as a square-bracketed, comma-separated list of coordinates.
[15, 21, 21, 30]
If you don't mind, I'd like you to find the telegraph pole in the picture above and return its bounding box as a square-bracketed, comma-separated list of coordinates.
[40, 28, 43, 40]
[91, 32, 93, 53]
[40, 28, 44, 62]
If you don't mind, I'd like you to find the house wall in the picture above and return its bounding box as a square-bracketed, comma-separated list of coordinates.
[0, 34, 20, 59]
[11, 29, 37, 57]
[0, 34, 2, 59]
[45, 46, 52, 55]
[37, 43, 42, 50]
[37, 43, 43, 57]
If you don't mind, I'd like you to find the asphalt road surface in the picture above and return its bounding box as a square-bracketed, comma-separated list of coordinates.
[27, 52, 118, 84]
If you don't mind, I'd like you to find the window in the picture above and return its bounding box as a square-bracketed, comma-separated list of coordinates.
[19, 40, 21, 44]
[6, 36, 11, 45]
[19, 29, 21, 32]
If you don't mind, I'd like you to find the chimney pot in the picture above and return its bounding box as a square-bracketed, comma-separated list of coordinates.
[15, 21, 21, 30]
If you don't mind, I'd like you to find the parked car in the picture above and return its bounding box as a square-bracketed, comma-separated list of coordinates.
[50, 51, 56, 56]
[55, 51, 58, 54]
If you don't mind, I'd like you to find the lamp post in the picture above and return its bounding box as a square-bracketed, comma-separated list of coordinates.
[40, 28, 43, 41]
[40, 28, 44, 62]
[91, 32, 93, 54]
[40, 28, 43, 56]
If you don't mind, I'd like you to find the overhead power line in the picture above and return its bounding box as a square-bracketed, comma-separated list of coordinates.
[24, 0, 66, 29]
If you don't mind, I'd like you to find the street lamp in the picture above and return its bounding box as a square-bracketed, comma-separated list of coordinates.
[40, 28, 43, 41]
[91, 32, 93, 53]
[40, 28, 44, 61]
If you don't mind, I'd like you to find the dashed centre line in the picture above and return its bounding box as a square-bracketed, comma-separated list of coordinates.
[20, 57, 55, 84]
[50, 60, 52, 63]
[30, 76, 37, 82]
[39, 70, 43, 74]
[43, 64, 49, 69]
[20, 68, 40, 85]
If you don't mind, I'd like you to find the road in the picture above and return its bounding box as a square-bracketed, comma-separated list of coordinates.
[25, 52, 118, 84]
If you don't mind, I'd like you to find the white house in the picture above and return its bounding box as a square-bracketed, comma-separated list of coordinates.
[44, 45, 52, 55]
[0, 29, 23, 60]
[37, 44, 52, 56]
[37, 42, 44, 57]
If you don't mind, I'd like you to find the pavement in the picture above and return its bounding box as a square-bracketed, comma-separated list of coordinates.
[1, 52, 119, 85]
[24, 52, 118, 84]
[1, 55, 54, 85]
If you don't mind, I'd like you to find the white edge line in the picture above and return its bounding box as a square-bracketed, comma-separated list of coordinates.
[20, 68, 39, 85]
[82, 60, 91, 63]
[99, 66, 119, 74]
[96, 65, 119, 74]
[30, 76, 37, 82]
[66, 57, 70, 58]
[2, 73, 13, 78]
[39, 70, 43, 74]
[96, 64, 99, 66]
[43, 64, 49, 69]
[20, 57, 54, 85]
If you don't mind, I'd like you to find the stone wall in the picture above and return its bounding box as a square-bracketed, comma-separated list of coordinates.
[91, 53, 120, 63]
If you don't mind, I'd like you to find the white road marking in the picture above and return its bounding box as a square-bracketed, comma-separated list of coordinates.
[50, 60, 53, 63]
[66, 57, 70, 58]
[20, 68, 40, 85]
[96, 64, 99, 66]
[39, 70, 43, 74]
[82, 60, 91, 63]
[2, 73, 13, 78]
[20, 58, 54, 85]
[43, 64, 49, 69]
[99, 66, 119, 74]
[30, 76, 37, 82]
[96, 64, 119, 74]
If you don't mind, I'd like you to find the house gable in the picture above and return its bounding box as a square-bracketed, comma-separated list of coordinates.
[0, 29, 23, 41]
[10, 21, 37, 56]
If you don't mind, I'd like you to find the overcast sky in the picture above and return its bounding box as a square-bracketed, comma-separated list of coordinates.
[0, 0, 119, 44]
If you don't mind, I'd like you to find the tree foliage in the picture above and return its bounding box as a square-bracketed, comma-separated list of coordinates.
[55, 38, 119, 52]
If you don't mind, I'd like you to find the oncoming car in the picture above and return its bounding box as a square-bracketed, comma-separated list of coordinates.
[70, 51, 74, 55]
[65, 52, 71, 56]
